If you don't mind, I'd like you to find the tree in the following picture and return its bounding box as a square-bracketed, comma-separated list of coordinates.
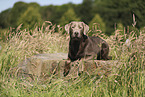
[40, 5, 56, 22]
[89, 14, 106, 33]
[0, 9, 11, 28]
[78, 0, 93, 24]
[17, 6, 42, 29]
[9, 2, 28, 27]
[59, 8, 80, 26]
[93, 0, 145, 35]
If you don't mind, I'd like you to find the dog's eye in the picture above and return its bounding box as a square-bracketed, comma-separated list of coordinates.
[71, 25, 75, 28]
[79, 26, 83, 29]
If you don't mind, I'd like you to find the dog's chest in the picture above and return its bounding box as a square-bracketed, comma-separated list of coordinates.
[70, 39, 81, 52]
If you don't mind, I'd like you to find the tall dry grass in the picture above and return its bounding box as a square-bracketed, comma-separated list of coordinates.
[1, 21, 68, 60]
[0, 21, 144, 97]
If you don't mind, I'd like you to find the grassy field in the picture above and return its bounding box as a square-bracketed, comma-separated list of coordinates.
[0, 22, 144, 97]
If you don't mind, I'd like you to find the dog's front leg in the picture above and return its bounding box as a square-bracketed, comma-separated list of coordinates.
[75, 53, 84, 60]
[63, 60, 71, 76]
[75, 46, 85, 60]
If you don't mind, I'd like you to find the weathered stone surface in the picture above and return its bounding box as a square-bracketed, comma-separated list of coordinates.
[64, 60, 119, 79]
[17, 53, 119, 80]
[18, 53, 67, 80]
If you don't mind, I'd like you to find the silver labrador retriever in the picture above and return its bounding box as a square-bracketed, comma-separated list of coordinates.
[63, 21, 112, 76]
[65, 21, 112, 62]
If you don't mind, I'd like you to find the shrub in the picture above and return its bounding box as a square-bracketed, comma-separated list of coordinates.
[17, 6, 42, 29]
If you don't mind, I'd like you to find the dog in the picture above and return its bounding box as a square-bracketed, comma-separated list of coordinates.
[65, 21, 111, 61]
[63, 21, 111, 76]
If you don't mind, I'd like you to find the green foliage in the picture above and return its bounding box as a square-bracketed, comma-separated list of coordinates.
[94, 0, 145, 34]
[40, 5, 56, 22]
[0, 9, 11, 28]
[0, 0, 145, 36]
[17, 6, 42, 29]
[78, 0, 93, 24]
[129, 26, 140, 37]
[89, 14, 106, 33]
[59, 8, 80, 26]
[9, 2, 28, 27]
[115, 23, 124, 36]
[116, 23, 124, 31]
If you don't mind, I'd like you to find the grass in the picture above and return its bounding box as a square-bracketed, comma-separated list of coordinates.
[0, 21, 145, 97]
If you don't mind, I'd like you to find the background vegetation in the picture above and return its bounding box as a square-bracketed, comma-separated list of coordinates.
[0, 0, 144, 96]
[0, 0, 145, 35]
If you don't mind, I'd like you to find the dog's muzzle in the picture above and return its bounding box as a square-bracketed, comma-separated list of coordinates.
[72, 32, 81, 39]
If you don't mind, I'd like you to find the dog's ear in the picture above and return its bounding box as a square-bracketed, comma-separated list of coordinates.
[82, 22, 89, 35]
[65, 23, 70, 34]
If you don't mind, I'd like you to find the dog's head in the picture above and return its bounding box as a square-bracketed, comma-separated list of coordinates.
[65, 21, 89, 39]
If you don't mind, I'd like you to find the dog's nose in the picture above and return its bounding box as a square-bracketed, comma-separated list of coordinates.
[74, 32, 79, 36]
